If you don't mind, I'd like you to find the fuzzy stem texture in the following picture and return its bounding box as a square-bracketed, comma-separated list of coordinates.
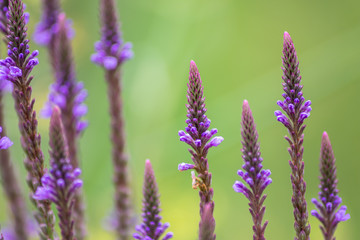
[0, 1, 55, 239]
[178, 60, 224, 240]
[40, 13, 87, 240]
[91, 0, 133, 239]
[133, 160, 173, 240]
[233, 100, 272, 240]
[275, 31, 312, 240]
[0, 92, 28, 240]
[33, 106, 83, 240]
[311, 132, 350, 240]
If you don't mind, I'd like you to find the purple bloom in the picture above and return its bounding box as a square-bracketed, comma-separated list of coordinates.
[0, 0, 9, 35]
[233, 100, 271, 240]
[91, 0, 133, 70]
[5, 1, 55, 238]
[133, 160, 173, 240]
[33, 107, 82, 240]
[275, 32, 311, 240]
[178, 60, 221, 240]
[0, 126, 12, 149]
[41, 13, 88, 136]
[33, 0, 74, 46]
[311, 132, 350, 239]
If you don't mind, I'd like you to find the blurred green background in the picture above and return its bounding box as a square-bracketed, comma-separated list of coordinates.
[0, 0, 359, 239]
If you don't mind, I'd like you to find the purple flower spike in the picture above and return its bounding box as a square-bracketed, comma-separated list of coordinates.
[178, 60, 222, 240]
[234, 100, 271, 240]
[275, 32, 311, 240]
[92, 0, 133, 238]
[39, 13, 87, 239]
[5, 1, 55, 239]
[133, 160, 173, 240]
[91, 0, 133, 70]
[34, 106, 83, 240]
[311, 132, 350, 239]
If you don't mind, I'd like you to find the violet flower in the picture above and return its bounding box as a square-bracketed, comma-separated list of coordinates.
[33, 106, 83, 240]
[1, 1, 55, 239]
[275, 31, 311, 240]
[0, 126, 11, 149]
[311, 132, 350, 240]
[33, 0, 73, 47]
[91, 0, 133, 238]
[178, 60, 223, 240]
[133, 160, 173, 240]
[233, 100, 272, 240]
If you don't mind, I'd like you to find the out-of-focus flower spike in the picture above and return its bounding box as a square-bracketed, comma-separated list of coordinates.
[91, 0, 133, 238]
[311, 132, 350, 239]
[199, 202, 216, 240]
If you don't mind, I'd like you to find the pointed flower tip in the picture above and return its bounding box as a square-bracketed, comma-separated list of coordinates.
[189, 60, 198, 72]
[322, 131, 329, 142]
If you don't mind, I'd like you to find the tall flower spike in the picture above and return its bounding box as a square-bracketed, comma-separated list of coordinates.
[178, 60, 223, 240]
[233, 100, 272, 240]
[40, 13, 87, 239]
[91, 0, 133, 239]
[275, 31, 311, 240]
[133, 160, 173, 240]
[1, 1, 55, 239]
[311, 132, 350, 240]
[33, 106, 83, 240]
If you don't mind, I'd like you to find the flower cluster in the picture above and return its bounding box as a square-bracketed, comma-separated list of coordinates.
[311, 132, 350, 239]
[0, 126, 12, 149]
[133, 160, 173, 240]
[233, 100, 272, 240]
[91, 0, 133, 70]
[178, 61, 224, 172]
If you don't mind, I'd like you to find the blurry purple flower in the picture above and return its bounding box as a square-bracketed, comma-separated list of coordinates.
[0, 126, 12, 149]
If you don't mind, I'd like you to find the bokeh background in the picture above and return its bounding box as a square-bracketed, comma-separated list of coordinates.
[0, 0, 359, 239]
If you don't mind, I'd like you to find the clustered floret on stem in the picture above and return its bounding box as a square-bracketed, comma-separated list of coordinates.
[133, 160, 173, 240]
[33, 106, 83, 240]
[233, 100, 272, 240]
[311, 132, 350, 240]
[274, 31, 312, 240]
[0, 126, 12, 149]
[178, 60, 223, 240]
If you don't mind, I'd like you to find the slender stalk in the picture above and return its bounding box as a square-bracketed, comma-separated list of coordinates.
[0, 92, 28, 240]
